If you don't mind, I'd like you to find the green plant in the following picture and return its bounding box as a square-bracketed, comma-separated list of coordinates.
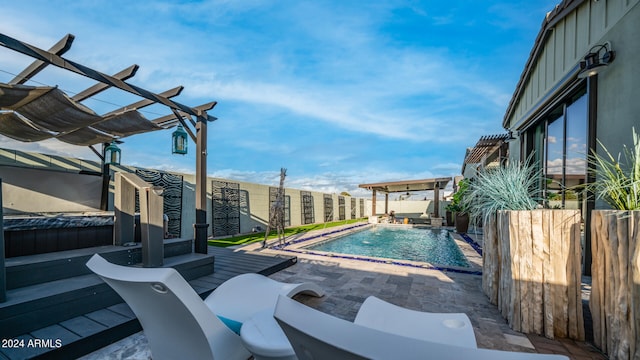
[586, 127, 640, 210]
[208, 218, 367, 247]
[446, 179, 469, 213]
[462, 158, 542, 223]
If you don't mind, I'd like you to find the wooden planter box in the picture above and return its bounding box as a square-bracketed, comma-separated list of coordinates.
[482, 209, 584, 340]
[590, 210, 640, 359]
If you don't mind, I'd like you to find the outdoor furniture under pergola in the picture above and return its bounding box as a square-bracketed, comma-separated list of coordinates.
[358, 177, 451, 219]
[0, 32, 214, 255]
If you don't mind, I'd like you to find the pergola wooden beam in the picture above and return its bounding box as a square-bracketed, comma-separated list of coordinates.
[0, 32, 210, 120]
[8, 34, 74, 85]
[102, 86, 184, 116]
[0, 32, 217, 255]
[72, 64, 139, 102]
[153, 102, 217, 128]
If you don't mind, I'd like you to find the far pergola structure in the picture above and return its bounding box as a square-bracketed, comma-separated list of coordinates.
[358, 177, 451, 218]
[462, 134, 509, 176]
[0, 33, 214, 254]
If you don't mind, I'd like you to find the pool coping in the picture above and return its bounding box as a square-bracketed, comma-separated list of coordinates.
[254, 222, 484, 276]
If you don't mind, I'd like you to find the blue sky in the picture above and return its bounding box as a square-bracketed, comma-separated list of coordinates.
[0, 0, 559, 197]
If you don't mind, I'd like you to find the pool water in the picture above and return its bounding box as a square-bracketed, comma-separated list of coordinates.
[305, 227, 468, 267]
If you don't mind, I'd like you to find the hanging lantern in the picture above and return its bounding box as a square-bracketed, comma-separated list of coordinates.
[104, 141, 121, 165]
[172, 125, 188, 155]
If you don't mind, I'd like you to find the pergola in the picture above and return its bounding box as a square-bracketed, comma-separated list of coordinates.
[462, 134, 509, 176]
[0, 33, 214, 253]
[358, 177, 451, 218]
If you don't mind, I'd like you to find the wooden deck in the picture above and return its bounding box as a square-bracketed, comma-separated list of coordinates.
[0, 246, 296, 360]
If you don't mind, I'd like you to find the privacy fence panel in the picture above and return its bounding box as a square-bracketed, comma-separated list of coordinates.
[212, 180, 240, 236]
[590, 210, 640, 359]
[483, 209, 583, 340]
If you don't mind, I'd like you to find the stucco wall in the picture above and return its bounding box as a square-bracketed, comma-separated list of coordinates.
[0, 148, 368, 237]
[365, 199, 449, 218]
[0, 165, 102, 214]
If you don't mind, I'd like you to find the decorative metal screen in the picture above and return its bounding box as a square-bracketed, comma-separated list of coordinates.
[300, 191, 314, 224]
[360, 199, 365, 218]
[323, 194, 333, 222]
[135, 169, 183, 237]
[212, 180, 240, 236]
[269, 187, 290, 227]
[351, 198, 356, 219]
[338, 196, 346, 220]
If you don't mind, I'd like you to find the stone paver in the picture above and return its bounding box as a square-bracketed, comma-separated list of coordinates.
[267, 253, 607, 359]
[83, 225, 608, 360]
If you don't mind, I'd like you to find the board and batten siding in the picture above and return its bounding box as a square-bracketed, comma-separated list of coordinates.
[507, 0, 639, 130]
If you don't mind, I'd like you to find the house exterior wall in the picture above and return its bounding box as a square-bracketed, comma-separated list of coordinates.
[593, 1, 640, 158]
[503, 0, 640, 205]
[505, 0, 640, 163]
[500, 0, 640, 278]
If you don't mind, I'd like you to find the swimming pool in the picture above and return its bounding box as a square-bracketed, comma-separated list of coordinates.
[304, 226, 469, 267]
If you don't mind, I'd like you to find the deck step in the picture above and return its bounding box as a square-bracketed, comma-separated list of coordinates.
[5, 238, 194, 290]
[0, 247, 296, 360]
[0, 252, 214, 340]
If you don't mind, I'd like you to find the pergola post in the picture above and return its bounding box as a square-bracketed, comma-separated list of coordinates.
[194, 116, 209, 254]
[384, 193, 389, 214]
[433, 183, 440, 218]
[371, 190, 376, 216]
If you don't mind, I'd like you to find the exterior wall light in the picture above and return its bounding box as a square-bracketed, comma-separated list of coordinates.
[578, 42, 616, 79]
[104, 141, 121, 165]
[172, 124, 188, 155]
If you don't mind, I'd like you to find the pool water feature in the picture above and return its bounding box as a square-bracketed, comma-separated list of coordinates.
[305, 226, 469, 267]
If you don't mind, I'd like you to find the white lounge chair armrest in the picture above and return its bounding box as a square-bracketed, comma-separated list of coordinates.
[204, 273, 324, 323]
[274, 295, 568, 360]
[354, 296, 477, 348]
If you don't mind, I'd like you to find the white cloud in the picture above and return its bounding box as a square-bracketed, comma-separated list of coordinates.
[0, 0, 551, 195]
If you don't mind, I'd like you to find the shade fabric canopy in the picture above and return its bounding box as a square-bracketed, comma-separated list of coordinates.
[0, 82, 165, 146]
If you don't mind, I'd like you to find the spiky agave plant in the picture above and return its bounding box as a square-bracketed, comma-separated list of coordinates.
[462, 157, 542, 224]
[587, 127, 640, 210]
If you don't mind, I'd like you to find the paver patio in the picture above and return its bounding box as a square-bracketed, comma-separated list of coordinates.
[82, 228, 607, 360]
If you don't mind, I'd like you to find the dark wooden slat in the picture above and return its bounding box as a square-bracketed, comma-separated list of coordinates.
[85, 308, 131, 328]
[0, 334, 48, 359]
[31, 324, 81, 347]
[2, 244, 297, 359]
[60, 316, 107, 337]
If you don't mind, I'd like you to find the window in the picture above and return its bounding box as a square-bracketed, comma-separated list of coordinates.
[522, 87, 587, 210]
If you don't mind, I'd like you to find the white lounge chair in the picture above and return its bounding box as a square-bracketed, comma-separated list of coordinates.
[86, 254, 249, 360]
[274, 295, 569, 360]
[85, 254, 324, 360]
[354, 296, 477, 348]
[204, 273, 324, 324]
[239, 295, 476, 360]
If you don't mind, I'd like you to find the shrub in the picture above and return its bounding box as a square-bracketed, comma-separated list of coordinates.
[462, 158, 542, 224]
[587, 127, 640, 210]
